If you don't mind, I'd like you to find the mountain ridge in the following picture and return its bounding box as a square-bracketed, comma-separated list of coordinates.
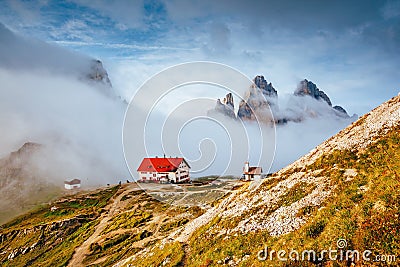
[214, 76, 352, 123]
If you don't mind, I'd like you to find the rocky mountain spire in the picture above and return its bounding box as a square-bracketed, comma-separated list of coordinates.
[333, 105, 349, 117]
[254, 75, 278, 98]
[294, 79, 332, 106]
[237, 76, 276, 122]
[294, 79, 350, 117]
[86, 59, 112, 87]
[214, 93, 236, 118]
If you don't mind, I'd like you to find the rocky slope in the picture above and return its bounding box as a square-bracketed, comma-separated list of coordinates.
[0, 143, 61, 225]
[1, 95, 399, 266]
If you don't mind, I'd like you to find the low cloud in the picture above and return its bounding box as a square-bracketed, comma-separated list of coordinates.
[0, 24, 129, 186]
[0, 68, 128, 185]
[271, 94, 355, 171]
[0, 23, 93, 75]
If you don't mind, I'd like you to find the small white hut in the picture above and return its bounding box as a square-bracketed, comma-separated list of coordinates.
[243, 162, 262, 181]
[64, 179, 81, 190]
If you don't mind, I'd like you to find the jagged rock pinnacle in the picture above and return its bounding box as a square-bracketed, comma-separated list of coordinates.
[294, 79, 332, 106]
[254, 75, 278, 98]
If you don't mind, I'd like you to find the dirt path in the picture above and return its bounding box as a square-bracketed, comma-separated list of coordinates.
[67, 184, 138, 267]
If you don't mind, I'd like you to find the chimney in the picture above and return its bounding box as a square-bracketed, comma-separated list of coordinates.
[244, 161, 249, 173]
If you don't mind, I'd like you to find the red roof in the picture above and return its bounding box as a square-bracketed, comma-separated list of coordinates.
[137, 157, 189, 173]
[244, 167, 262, 175]
[64, 179, 81, 185]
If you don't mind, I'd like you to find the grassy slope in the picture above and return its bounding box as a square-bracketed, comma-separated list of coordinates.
[0, 183, 205, 267]
[0, 186, 119, 266]
[182, 125, 400, 266]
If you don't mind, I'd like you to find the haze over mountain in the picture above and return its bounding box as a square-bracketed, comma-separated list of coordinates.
[0, 23, 129, 190]
[0, 22, 115, 97]
[0, 143, 59, 224]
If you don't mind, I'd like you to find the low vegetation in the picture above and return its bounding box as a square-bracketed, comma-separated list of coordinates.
[0, 186, 120, 267]
[184, 126, 400, 266]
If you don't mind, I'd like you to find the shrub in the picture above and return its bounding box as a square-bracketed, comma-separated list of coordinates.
[306, 220, 326, 238]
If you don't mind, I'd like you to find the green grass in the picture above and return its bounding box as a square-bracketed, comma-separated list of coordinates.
[1, 186, 119, 231]
[127, 241, 185, 267]
[0, 186, 120, 266]
[32, 221, 98, 267]
[183, 126, 400, 266]
[1, 220, 99, 267]
[160, 218, 189, 232]
[280, 182, 316, 206]
[84, 232, 145, 266]
[102, 210, 152, 234]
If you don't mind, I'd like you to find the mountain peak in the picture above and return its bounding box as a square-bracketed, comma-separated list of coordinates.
[294, 79, 332, 106]
[7, 142, 42, 164]
[253, 75, 277, 98]
[213, 93, 236, 118]
[86, 59, 112, 88]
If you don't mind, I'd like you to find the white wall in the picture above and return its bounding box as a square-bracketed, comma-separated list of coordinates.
[175, 161, 190, 182]
[138, 171, 158, 181]
[64, 183, 80, 190]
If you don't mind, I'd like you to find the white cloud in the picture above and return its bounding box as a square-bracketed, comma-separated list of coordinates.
[71, 0, 145, 29]
[0, 22, 128, 185]
[0, 68, 128, 185]
[58, 19, 94, 42]
[5, 0, 44, 25]
[0, 22, 92, 75]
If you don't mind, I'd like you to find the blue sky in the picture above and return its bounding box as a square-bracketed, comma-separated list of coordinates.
[1, 0, 400, 115]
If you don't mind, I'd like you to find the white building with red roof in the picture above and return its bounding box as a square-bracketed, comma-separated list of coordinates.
[243, 161, 262, 181]
[137, 156, 190, 183]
